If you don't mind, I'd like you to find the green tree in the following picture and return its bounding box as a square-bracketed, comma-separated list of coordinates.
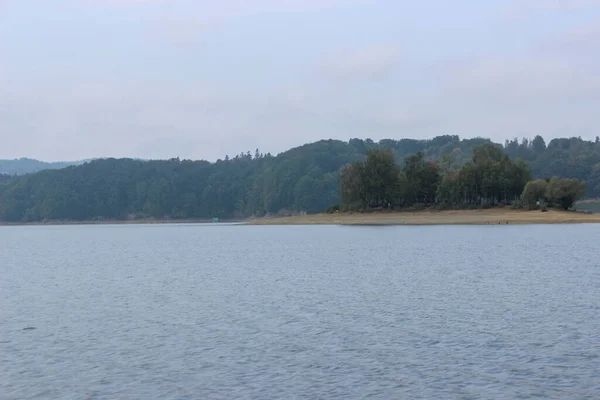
[340, 162, 367, 208]
[532, 135, 546, 154]
[521, 180, 548, 210]
[363, 149, 400, 207]
[546, 177, 586, 210]
[403, 152, 441, 204]
[339, 149, 399, 209]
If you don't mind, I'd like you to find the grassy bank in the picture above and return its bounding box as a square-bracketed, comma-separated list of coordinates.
[247, 209, 600, 226]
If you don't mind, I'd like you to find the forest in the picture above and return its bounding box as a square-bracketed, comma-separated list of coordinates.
[0, 135, 597, 222]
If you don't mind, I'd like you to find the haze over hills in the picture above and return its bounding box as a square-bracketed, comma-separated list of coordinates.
[0, 158, 85, 175]
[1, 134, 599, 222]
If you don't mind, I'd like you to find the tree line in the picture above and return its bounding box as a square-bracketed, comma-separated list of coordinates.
[338, 144, 585, 211]
[0, 135, 596, 222]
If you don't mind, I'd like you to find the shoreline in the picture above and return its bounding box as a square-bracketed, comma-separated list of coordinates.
[2, 209, 600, 227]
[0, 218, 243, 227]
[247, 209, 600, 226]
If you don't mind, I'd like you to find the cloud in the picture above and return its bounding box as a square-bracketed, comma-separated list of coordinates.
[85, 0, 370, 47]
[445, 13, 600, 101]
[448, 56, 600, 103]
[5, 0, 600, 161]
[537, 17, 600, 58]
[505, 0, 600, 19]
[320, 45, 400, 80]
[435, 48, 600, 141]
[0, 79, 251, 160]
[142, 15, 221, 47]
[85, 0, 157, 5]
[85, 0, 365, 13]
[523, 0, 600, 10]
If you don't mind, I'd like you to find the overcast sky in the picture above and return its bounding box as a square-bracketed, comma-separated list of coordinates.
[1, 0, 599, 161]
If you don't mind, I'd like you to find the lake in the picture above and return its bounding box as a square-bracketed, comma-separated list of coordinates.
[1, 224, 599, 399]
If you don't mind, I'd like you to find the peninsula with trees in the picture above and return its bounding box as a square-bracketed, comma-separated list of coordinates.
[1, 135, 600, 225]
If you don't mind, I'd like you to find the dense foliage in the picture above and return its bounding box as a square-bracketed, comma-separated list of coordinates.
[521, 178, 586, 210]
[0, 135, 598, 222]
[503, 136, 600, 197]
[340, 144, 532, 209]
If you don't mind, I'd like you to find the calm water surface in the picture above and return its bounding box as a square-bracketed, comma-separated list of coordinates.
[1, 224, 599, 399]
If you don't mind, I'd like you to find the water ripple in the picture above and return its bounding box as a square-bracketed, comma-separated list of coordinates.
[1, 224, 599, 399]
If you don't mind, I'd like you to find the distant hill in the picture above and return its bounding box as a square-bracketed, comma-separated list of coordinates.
[0, 158, 84, 175]
[0, 135, 599, 222]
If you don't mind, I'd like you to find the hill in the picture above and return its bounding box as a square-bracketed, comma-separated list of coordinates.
[0, 135, 599, 222]
[0, 158, 84, 175]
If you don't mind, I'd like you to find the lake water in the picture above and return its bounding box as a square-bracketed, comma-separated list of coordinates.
[1, 223, 599, 399]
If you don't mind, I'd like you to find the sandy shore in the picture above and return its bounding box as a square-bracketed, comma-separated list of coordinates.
[3, 209, 599, 227]
[248, 209, 600, 226]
